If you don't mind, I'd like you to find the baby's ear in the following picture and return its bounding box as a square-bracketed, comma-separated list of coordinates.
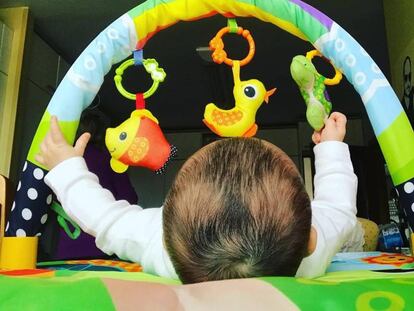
[306, 226, 317, 257]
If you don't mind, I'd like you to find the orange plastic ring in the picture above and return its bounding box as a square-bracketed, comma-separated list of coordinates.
[209, 26, 255, 67]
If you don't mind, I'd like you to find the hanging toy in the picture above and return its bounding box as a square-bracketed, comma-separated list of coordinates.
[105, 109, 177, 174]
[203, 19, 276, 137]
[106, 54, 177, 174]
[290, 50, 343, 131]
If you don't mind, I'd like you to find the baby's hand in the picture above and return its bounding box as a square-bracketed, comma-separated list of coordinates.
[35, 116, 91, 170]
[312, 112, 347, 144]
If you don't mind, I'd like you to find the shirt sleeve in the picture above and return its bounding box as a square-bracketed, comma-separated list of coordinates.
[44, 156, 177, 278]
[296, 141, 359, 278]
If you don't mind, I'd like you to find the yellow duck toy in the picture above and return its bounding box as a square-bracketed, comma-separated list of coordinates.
[203, 61, 276, 137]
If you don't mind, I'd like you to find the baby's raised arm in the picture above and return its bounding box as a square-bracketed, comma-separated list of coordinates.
[296, 111, 359, 277]
[36, 116, 176, 278]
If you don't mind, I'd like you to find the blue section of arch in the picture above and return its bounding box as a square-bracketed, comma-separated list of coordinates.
[315, 23, 403, 136]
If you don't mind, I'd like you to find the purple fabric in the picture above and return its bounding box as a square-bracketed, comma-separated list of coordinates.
[289, 0, 333, 30]
[54, 144, 138, 259]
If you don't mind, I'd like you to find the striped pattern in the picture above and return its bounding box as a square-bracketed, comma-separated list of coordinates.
[128, 0, 331, 48]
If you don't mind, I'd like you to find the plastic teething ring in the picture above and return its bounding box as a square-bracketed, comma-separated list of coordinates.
[306, 50, 343, 85]
[209, 26, 255, 67]
[114, 58, 166, 100]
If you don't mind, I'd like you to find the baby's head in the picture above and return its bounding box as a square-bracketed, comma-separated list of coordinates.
[163, 138, 311, 284]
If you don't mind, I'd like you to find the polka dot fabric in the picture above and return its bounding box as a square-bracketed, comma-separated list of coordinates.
[396, 178, 414, 229]
[5, 161, 52, 237]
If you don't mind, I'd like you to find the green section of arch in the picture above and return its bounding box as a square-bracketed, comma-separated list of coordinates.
[391, 158, 414, 187]
[27, 111, 79, 170]
[377, 112, 414, 185]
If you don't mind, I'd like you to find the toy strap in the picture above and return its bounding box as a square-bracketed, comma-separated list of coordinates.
[136, 93, 145, 109]
[133, 49, 144, 65]
[232, 60, 241, 85]
[227, 18, 238, 33]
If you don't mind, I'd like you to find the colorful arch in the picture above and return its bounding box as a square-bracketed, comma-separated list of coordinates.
[6, 0, 414, 237]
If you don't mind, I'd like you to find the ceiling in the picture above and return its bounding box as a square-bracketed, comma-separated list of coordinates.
[1, 0, 390, 130]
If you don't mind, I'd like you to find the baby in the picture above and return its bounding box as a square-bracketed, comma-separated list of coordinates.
[36, 112, 362, 283]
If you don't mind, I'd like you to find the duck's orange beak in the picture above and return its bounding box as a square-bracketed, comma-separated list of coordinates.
[264, 88, 277, 103]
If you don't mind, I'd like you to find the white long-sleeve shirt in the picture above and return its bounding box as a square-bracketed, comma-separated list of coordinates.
[296, 141, 362, 277]
[44, 141, 362, 279]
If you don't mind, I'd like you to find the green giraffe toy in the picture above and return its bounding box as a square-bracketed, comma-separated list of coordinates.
[290, 50, 342, 131]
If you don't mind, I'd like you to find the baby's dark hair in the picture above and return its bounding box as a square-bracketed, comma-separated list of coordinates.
[163, 138, 311, 284]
